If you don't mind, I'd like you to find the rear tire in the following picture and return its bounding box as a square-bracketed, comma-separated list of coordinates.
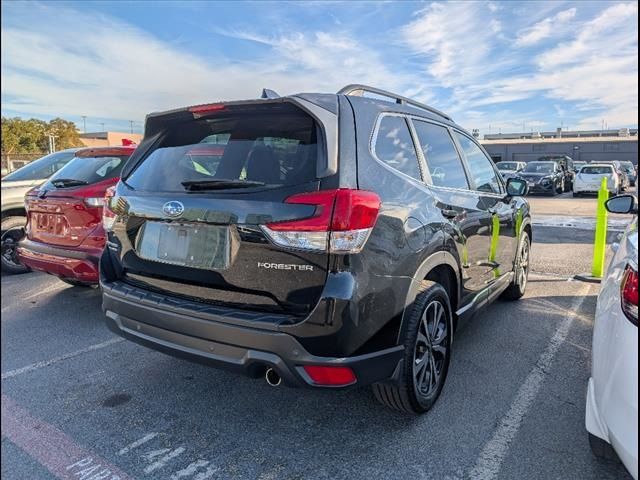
[372, 281, 452, 414]
[1, 216, 30, 275]
[60, 278, 97, 288]
[588, 433, 618, 462]
[572, 192, 580, 197]
[501, 233, 530, 300]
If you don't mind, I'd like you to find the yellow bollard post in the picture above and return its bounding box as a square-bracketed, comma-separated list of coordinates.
[591, 177, 609, 278]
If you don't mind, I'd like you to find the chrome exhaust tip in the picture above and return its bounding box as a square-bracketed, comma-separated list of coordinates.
[265, 368, 282, 387]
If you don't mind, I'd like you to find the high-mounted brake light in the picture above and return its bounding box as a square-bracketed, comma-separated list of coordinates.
[261, 189, 381, 254]
[621, 264, 638, 325]
[102, 186, 117, 231]
[189, 104, 226, 115]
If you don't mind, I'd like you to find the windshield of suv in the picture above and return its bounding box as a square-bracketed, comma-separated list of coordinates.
[44, 155, 128, 188]
[523, 162, 555, 174]
[2, 150, 77, 181]
[126, 107, 319, 192]
[581, 166, 614, 175]
[497, 162, 518, 171]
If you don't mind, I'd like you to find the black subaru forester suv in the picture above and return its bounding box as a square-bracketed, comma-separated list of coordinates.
[100, 85, 531, 414]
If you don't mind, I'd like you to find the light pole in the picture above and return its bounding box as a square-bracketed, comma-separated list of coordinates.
[129, 120, 134, 134]
[100, 122, 105, 132]
[81, 116, 87, 133]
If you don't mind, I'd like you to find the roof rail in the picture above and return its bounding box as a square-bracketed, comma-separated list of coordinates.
[337, 84, 452, 122]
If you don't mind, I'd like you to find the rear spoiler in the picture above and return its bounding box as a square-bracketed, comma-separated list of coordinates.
[122, 94, 338, 180]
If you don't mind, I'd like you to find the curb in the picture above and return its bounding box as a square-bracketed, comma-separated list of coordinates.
[573, 273, 602, 284]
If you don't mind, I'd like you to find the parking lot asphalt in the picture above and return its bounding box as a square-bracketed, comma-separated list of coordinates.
[1, 202, 635, 480]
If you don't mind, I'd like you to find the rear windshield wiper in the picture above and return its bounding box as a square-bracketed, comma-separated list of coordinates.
[50, 178, 89, 188]
[181, 179, 265, 191]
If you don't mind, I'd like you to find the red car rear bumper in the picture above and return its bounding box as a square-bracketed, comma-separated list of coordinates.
[17, 239, 102, 284]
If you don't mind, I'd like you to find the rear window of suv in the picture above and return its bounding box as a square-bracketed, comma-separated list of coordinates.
[126, 107, 319, 192]
[46, 155, 128, 187]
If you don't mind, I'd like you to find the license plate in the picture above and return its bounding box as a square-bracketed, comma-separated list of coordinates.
[528, 182, 535, 187]
[136, 222, 230, 270]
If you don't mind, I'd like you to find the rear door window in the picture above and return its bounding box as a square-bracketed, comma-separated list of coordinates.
[412, 120, 469, 189]
[126, 108, 319, 192]
[374, 116, 422, 181]
[454, 132, 503, 194]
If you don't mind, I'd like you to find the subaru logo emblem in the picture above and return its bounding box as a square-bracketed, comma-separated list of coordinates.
[162, 201, 184, 217]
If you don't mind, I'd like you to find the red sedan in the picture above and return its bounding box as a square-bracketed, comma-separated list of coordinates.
[17, 145, 135, 286]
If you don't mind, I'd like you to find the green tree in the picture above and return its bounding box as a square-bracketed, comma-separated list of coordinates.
[1, 116, 84, 153]
[47, 117, 84, 150]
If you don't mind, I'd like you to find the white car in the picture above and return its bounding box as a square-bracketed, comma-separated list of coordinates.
[574, 164, 620, 197]
[586, 194, 638, 479]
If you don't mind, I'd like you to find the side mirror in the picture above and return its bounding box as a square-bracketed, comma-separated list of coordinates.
[506, 177, 528, 197]
[605, 194, 638, 215]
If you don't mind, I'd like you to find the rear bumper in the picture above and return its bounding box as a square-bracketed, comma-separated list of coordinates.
[526, 183, 555, 194]
[101, 278, 404, 388]
[17, 239, 101, 283]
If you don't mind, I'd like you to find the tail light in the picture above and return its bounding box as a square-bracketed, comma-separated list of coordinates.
[102, 186, 117, 231]
[261, 189, 381, 254]
[302, 365, 357, 386]
[84, 197, 105, 207]
[621, 264, 638, 325]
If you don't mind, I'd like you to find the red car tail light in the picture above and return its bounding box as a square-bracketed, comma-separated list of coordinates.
[302, 365, 357, 386]
[102, 186, 117, 231]
[621, 264, 638, 325]
[262, 189, 381, 254]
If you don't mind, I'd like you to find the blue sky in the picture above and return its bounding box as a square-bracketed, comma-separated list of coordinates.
[1, 1, 637, 136]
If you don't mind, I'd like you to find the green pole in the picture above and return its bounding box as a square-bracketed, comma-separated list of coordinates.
[591, 177, 609, 278]
[489, 214, 500, 278]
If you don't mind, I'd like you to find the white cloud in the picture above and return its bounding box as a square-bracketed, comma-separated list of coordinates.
[515, 7, 576, 47]
[401, 2, 507, 88]
[1, 3, 425, 123]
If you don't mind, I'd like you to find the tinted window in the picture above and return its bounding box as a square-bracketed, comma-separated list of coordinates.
[454, 132, 502, 194]
[127, 108, 318, 192]
[374, 116, 421, 181]
[523, 162, 555, 173]
[413, 120, 468, 189]
[3, 150, 77, 181]
[46, 155, 128, 187]
[581, 166, 614, 174]
[497, 162, 518, 171]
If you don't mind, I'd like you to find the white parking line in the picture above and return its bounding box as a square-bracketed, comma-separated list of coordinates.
[118, 432, 159, 456]
[1, 338, 124, 380]
[468, 282, 592, 480]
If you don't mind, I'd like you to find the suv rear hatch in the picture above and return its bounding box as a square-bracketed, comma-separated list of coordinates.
[107, 101, 339, 316]
[26, 149, 130, 247]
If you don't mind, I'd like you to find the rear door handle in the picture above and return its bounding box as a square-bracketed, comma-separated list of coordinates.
[440, 208, 458, 219]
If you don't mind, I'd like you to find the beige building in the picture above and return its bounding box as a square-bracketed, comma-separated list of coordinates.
[79, 131, 143, 148]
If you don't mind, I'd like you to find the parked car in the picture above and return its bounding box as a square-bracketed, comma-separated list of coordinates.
[573, 160, 587, 172]
[586, 194, 637, 480]
[597, 160, 630, 191]
[496, 161, 526, 180]
[620, 161, 637, 187]
[99, 84, 532, 414]
[518, 160, 565, 195]
[537, 155, 575, 191]
[1, 148, 81, 274]
[16, 146, 135, 286]
[573, 164, 620, 197]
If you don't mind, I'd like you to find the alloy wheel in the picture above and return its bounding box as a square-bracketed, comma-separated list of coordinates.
[517, 237, 530, 292]
[1, 229, 23, 268]
[413, 300, 449, 398]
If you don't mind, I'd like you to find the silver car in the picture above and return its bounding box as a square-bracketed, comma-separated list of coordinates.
[1, 148, 80, 273]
